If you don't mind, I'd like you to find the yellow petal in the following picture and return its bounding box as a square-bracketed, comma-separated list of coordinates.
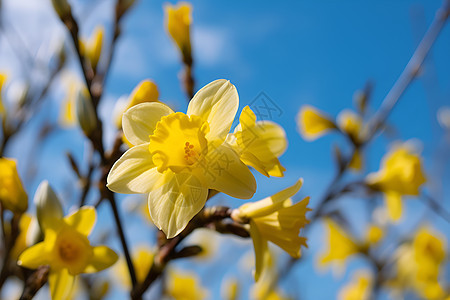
[240, 179, 303, 218]
[48, 268, 75, 300]
[64, 206, 97, 236]
[297, 105, 336, 141]
[107, 143, 161, 194]
[84, 246, 118, 273]
[202, 142, 256, 199]
[148, 171, 208, 238]
[17, 242, 49, 269]
[384, 191, 402, 222]
[249, 220, 269, 282]
[254, 121, 287, 158]
[349, 150, 363, 171]
[187, 79, 239, 141]
[122, 102, 174, 146]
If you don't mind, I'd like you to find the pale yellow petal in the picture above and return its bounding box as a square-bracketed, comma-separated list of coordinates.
[49, 268, 75, 300]
[240, 179, 303, 218]
[187, 79, 238, 141]
[251, 120, 287, 157]
[249, 221, 268, 282]
[107, 143, 161, 194]
[202, 143, 256, 199]
[64, 206, 96, 236]
[84, 246, 118, 273]
[148, 171, 208, 238]
[17, 242, 49, 269]
[384, 191, 402, 222]
[122, 102, 174, 146]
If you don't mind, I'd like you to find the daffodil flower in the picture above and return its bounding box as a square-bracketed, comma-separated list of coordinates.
[18, 206, 118, 299]
[0, 158, 28, 214]
[227, 106, 287, 177]
[297, 105, 337, 141]
[366, 142, 426, 221]
[107, 79, 256, 238]
[318, 218, 359, 276]
[232, 179, 310, 280]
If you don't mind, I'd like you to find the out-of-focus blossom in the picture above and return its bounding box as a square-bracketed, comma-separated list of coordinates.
[107, 79, 256, 238]
[0, 73, 7, 117]
[366, 142, 426, 221]
[164, 2, 192, 59]
[297, 105, 336, 141]
[114, 79, 160, 129]
[228, 106, 287, 177]
[115, 245, 154, 288]
[337, 109, 364, 143]
[318, 218, 359, 276]
[232, 179, 310, 281]
[79, 26, 104, 70]
[338, 270, 373, 300]
[11, 214, 39, 260]
[166, 270, 208, 300]
[18, 206, 118, 299]
[34, 180, 64, 232]
[364, 224, 384, 246]
[0, 158, 28, 214]
[390, 227, 447, 300]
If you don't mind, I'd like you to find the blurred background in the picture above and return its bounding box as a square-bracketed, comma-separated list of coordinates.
[0, 0, 449, 299]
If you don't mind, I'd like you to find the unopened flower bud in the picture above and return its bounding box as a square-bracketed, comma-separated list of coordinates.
[34, 180, 64, 231]
[75, 89, 97, 136]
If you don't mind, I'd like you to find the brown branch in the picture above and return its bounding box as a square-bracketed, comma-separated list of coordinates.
[19, 266, 50, 300]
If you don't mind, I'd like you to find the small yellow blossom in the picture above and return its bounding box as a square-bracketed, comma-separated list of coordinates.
[391, 227, 447, 300]
[318, 218, 359, 276]
[297, 105, 337, 141]
[115, 246, 154, 288]
[232, 179, 310, 281]
[79, 26, 104, 70]
[107, 79, 256, 238]
[337, 109, 363, 143]
[18, 206, 118, 300]
[114, 79, 160, 129]
[228, 106, 287, 177]
[366, 142, 426, 221]
[338, 271, 373, 300]
[0, 158, 28, 213]
[166, 270, 208, 300]
[164, 2, 192, 59]
[0, 73, 7, 117]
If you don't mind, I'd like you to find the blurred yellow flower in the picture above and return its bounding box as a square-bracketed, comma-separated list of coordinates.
[107, 79, 256, 238]
[114, 79, 160, 129]
[115, 246, 154, 288]
[0, 73, 7, 117]
[164, 2, 192, 59]
[366, 143, 426, 221]
[18, 206, 118, 300]
[337, 109, 363, 143]
[228, 106, 287, 177]
[338, 271, 372, 300]
[0, 158, 28, 214]
[348, 149, 363, 171]
[80, 26, 104, 70]
[166, 270, 208, 300]
[318, 218, 359, 276]
[297, 105, 336, 141]
[221, 277, 240, 300]
[232, 179, 310, 281]
[391, 227, 447, 300]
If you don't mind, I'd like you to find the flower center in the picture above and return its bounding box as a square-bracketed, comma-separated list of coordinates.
[149, 112, 209, 173]
[58, 239, 80, 262]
